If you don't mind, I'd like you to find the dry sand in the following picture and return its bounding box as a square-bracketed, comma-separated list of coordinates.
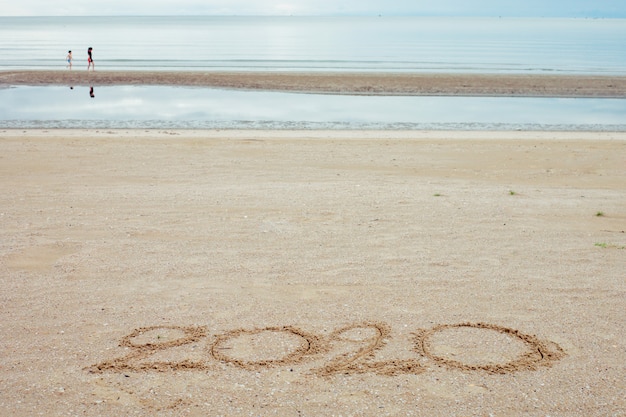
[1, 129, 625, 416]
[2, 70, 626, 97]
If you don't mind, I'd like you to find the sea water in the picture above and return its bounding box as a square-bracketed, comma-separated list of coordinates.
[1, 16, 625, 74]
[1, 16, 625, 130]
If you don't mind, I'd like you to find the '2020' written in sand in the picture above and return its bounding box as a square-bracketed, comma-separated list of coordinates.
[87, 321, 565, 377]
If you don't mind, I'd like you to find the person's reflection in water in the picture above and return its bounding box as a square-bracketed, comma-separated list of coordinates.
[89, 86, 95, 98]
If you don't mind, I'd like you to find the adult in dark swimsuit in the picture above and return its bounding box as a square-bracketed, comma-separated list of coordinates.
[87, 47, 94, 71]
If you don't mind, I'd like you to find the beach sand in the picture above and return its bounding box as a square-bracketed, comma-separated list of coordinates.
[2, 70, 626, 97]
[1, 129, 625, 416]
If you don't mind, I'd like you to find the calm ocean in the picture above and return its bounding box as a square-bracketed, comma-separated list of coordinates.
[1, 16, 625, 130]
[1, 16, 625, 74]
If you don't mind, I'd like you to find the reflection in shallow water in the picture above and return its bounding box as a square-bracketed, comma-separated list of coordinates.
[0, 86, 625, 131]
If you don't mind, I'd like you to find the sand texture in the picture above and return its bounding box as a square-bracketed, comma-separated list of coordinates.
[1, 129, 625, 416]
[2, 70, 626, 97]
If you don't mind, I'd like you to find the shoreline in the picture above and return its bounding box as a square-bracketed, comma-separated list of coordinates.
[2, 70, 626, 97]
[3, 128, 626, 140]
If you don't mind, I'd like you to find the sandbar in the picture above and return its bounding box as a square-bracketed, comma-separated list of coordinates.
[2, 70, 626, 97]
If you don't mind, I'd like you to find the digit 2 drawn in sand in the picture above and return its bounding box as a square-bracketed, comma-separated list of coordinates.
[315, 322, 424, 376]
[87, 321, 565, 376]
[90, 325, 211, 372]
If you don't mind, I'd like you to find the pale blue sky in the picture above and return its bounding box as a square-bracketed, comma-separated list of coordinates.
[1, 0, 625, 17]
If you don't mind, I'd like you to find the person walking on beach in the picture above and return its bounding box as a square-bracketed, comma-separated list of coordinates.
[87, 47, 94, 71]
[66, 50, 72, 70]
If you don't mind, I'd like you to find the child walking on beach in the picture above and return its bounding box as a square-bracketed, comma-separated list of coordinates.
[87, 47, 94, 71]
[66, 50, 72, 70]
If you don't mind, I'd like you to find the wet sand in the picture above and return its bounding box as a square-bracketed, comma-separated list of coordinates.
[1, 129, 625, 416]
[2, 70, 626, 97]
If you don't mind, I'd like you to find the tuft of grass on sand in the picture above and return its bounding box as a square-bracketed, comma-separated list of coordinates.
[595, 242, 625, 249]
[596, 211, 605, 217]
[509, 190, 516, 195]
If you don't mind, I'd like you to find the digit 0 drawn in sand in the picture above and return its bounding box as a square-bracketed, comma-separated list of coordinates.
[210, 326, 325, 370]
[413, 322, 566, 374]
